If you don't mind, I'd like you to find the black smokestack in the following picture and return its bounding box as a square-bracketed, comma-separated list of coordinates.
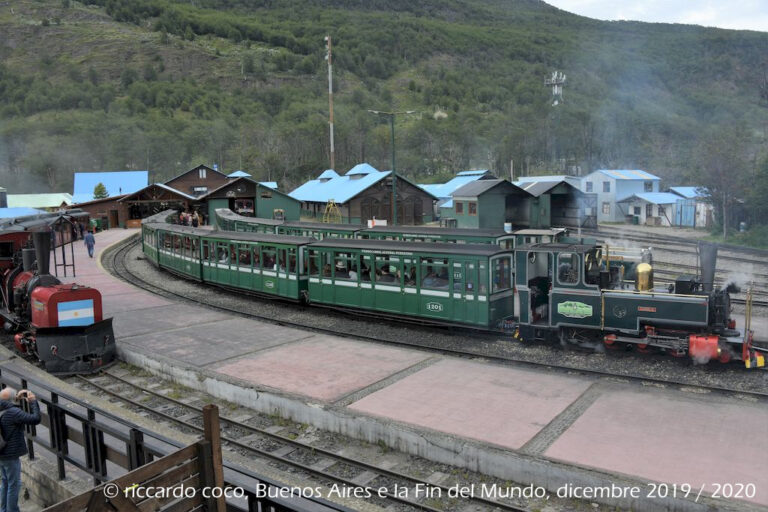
[22, 249, 36, 271]
[32, 231, 51, 276]
[698, 241, 718, 293]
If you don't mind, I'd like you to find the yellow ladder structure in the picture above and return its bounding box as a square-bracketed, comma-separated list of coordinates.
[323, 199, 342, 224]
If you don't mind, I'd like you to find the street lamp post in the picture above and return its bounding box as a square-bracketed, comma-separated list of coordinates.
[367, 110, 416, 225]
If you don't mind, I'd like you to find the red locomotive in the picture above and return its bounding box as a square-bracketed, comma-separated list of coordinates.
[0, 212, 116, 374]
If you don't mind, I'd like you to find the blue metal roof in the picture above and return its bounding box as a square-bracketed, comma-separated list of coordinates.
[228, 170, 251, 178]
[318, 169, 340, 180]
[618, 192, 680, 205]
[73, 171, 148, 204]
[669, 186, 706, 199]
[593, 169, 660, 180]
[345, 163, 378, 176]
[290, 165, 390, 203]
[0, 207, 46, 219]
[418, 171, 493, 199]
[456, 170, 490, 176]
[259, 181, 278, 190]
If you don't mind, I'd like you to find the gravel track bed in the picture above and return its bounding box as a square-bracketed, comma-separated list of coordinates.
[117, 241, 768, 394]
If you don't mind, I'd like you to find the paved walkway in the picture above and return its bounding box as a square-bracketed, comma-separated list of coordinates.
[60, 229, 768, 510]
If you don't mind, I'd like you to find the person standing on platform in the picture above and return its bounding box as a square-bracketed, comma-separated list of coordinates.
[0, 387, 41, 512]
[84, 230, 96, 258]
[192, 212, 199, 228]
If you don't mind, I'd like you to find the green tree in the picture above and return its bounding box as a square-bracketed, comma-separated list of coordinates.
[695, 126, 750, 239]
[93, 182, 109, 199]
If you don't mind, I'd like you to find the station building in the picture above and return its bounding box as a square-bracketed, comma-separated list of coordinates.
[449, 179, 533, 229]
[419, 170, 496, 219]
[514, 175, 597, 229]
[580, 169, 660, 223]
[616, 192, 681, 227]
[289, 163, 437, 225]
[205, 177, 300, 227]
[668, 186, 713, 228]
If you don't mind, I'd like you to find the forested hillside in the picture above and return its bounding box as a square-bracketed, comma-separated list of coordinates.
[1, 0, 767, 215]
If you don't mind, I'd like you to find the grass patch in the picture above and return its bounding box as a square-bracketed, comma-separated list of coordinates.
[702, 225, 768, 250]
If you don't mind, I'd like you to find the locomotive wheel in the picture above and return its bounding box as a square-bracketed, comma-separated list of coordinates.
[666, 348, 686, 358]
[603, 334, 621, 350]
[636, 343, 653, 354]
[718, 351, 731, 364]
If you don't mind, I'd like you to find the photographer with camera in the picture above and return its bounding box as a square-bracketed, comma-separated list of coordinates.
[0, 387, 41, 512]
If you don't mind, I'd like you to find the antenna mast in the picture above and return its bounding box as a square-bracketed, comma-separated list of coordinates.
[325, 35, 335, 170]
[544, 71, 566, 106]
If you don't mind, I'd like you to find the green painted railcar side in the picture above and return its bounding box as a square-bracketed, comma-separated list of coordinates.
[200, 237, 305, 300]
[305, 246, 513, 328]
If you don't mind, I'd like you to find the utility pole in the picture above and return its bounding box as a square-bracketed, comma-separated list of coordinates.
[325, 35, 335, 170]
[367, 110, 416, 225]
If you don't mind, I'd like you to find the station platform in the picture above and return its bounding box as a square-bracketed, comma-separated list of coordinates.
[61, 229, 768, 511]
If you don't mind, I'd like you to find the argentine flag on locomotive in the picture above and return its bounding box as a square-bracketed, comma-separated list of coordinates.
[57, 299, 95, 327]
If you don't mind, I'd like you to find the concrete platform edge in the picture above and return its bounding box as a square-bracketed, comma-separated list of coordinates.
[119, 342, 763, 512]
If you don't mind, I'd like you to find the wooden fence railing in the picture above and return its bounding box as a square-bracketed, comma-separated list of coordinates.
[43, 405, 224, 512]
[0, 363, 349, 512]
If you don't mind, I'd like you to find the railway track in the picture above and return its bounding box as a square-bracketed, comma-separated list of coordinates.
[584, 228, 768, 267]
[107, 236, 767, 404]
[71, 370, 530, 512]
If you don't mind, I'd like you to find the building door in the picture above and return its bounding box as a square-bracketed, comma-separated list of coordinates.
[108, 210, 119, 229]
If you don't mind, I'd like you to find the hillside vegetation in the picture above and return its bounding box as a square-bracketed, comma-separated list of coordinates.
[1, 0, 767, 224]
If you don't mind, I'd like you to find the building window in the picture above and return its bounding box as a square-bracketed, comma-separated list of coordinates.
[192, 186, 208, 196]
[633, 206, 641, 215]
[602, 202, 610, 215]
[644, 181, 653, 192]
[602, 182, 610, 193]
[658, 205, 665, 216]
[261, 190, 273, 199]
[468, 202, 477, 215]
[585, 182, 593, 192]
[455, 202, 464, 214]
[199, 167, 207, 179]
[646, 203, 653, 217]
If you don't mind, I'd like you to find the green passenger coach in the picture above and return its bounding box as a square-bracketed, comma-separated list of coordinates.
[304, 239, 515, 328]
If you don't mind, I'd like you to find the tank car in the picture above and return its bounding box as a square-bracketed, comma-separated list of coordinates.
[0, 220, 116, 375]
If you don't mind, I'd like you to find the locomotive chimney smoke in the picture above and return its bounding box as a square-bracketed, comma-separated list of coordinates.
[32, 231, 51, 276]
[698, 241, 718, 293]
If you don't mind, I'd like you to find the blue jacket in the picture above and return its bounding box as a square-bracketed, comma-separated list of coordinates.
[84, 233, 95, 248]
[0, 400, 41, 459]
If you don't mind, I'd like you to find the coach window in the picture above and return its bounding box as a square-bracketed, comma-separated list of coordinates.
[261, 245, 276, 270]
[333, 252, 354, 280]
[306, 250, 320, 276]
[216, 242, 229, 264]
[238, 245, 251, 267]
[0, 242, 12, 260]
[287, 248, 297, 274]
[491, 257, 512, 293]
[375, 256, 401, 285]
[173, 235, 181, 253]
[421, 258, 449, 290]
[557, 252, 579, 285]
[202, 240, 210, 261]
